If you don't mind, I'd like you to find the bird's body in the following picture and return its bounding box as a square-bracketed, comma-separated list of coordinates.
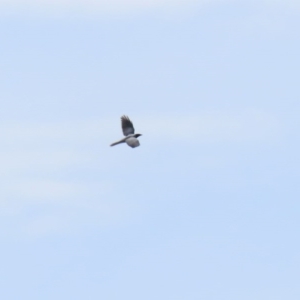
[126, 136, 140, 148]
[110, 116, 142, 148]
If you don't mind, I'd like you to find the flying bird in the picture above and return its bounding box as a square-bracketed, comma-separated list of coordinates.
[110, 115, 142, 148]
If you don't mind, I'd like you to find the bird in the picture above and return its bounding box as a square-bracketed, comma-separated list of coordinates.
[110, 115, 142, 148]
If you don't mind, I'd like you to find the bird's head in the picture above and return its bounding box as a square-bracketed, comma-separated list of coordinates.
[134, 133, 142, 138]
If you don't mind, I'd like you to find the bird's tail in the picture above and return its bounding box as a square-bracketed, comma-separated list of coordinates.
[110, 138, 126, 147]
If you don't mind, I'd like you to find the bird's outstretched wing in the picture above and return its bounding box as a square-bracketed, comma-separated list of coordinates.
[121, 115, 135, 136]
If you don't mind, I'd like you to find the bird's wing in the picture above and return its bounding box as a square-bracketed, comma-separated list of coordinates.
[121, 115, 135, 136]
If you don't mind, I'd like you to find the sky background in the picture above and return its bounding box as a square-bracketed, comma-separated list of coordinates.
[0, 0, 299, 299]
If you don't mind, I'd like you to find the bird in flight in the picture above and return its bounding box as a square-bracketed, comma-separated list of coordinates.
[110, 115, 142, 148]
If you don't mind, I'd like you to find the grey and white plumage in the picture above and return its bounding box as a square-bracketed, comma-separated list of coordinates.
[110, 115, 142, 148]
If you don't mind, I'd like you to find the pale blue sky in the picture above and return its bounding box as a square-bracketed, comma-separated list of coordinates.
[0, 1, 299, 299]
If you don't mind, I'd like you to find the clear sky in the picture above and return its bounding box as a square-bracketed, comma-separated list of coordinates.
[0, 1, 299, 299]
